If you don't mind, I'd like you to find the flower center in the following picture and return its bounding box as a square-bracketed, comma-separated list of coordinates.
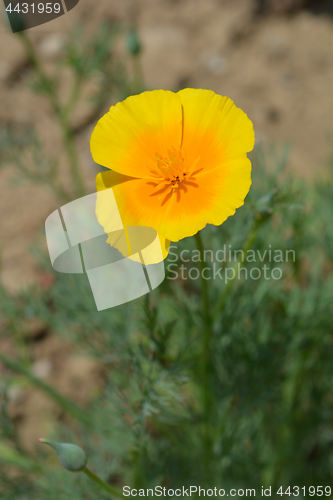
[148, 146, 201, 199]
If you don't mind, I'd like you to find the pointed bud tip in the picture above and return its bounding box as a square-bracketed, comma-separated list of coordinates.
[38, 438, 51, 445]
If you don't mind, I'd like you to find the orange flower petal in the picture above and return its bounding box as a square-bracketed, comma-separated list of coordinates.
[90, 90, 183, 178]
[96, 170, 171, 262]
[96, 155, 251, 243]
[178, 88, 255, 173]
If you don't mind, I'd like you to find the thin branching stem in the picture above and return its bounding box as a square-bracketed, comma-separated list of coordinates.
[194, 231, 214, 476]
[83, 467, 124, 498]
[0, 353, 93, 428]
[18, 32, 86, 199]
[213, 218, 263, 319]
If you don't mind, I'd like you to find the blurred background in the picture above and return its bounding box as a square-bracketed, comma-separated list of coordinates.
[0, 0, 333, 497]
[0, 0, 332, 290]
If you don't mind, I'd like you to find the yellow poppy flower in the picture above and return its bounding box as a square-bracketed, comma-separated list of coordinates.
[91, 89, 254, 262]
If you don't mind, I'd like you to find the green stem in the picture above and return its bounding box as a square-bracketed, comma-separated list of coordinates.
[131, 55, 144, 94]
[83, 467, 123, 498]
[194, 232, 210, 326]
[194, 231, 214, 475]
[0, 353, 93, 428]
[18, 32, 60, 114]
[18, 32, 86, 199]
[59, 118, 86, 198]
[64, 74, 83, 121]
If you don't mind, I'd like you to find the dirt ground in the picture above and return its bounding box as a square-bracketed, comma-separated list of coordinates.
[0, 0, 332, 456]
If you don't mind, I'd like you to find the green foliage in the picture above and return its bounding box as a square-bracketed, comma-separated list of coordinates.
[1, 141, 333, 498]
[0, 125, 62, 196]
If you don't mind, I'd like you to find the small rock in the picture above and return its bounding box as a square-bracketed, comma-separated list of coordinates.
[32, 359, 52, 379]
[202, 52, 228, 76]
[7, 385, 26, 404]
[39, 34, 65, 59]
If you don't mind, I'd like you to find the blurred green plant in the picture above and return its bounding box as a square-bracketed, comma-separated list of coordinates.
[1, 137, 333, 498]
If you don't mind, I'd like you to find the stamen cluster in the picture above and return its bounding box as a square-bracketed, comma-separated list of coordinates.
[149, 147, 200, 197]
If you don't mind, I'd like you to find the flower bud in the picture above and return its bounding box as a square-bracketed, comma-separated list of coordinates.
[126, 28, 141, 57]
[38, 438, 87, 472]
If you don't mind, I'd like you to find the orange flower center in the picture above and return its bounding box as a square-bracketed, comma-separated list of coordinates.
[147, 147, 201, 201]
